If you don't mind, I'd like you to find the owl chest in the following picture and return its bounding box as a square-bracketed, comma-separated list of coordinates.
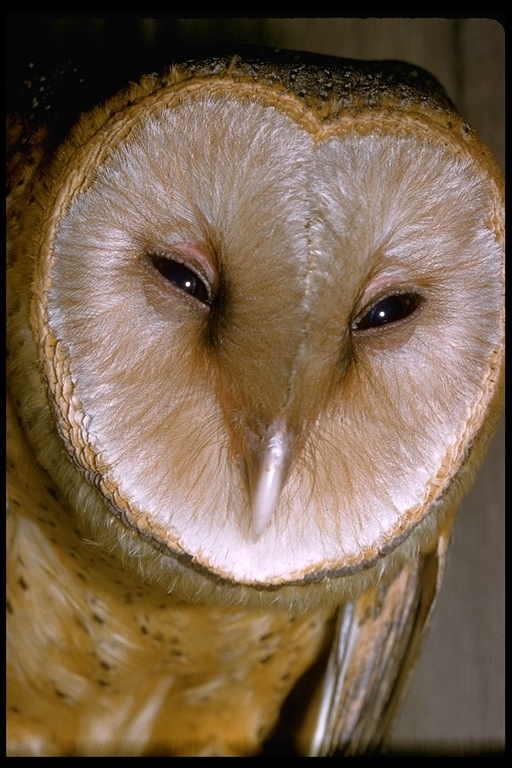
[7, 502, 333, 756]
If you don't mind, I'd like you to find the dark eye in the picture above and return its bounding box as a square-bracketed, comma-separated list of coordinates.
[352, 292, 423, 331]
[150, 254, 211, 305]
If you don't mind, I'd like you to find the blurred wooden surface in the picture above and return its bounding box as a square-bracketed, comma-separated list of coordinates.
[6, 14, 504, 755]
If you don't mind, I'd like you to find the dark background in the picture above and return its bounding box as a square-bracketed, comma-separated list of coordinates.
[6, 13, 505, 755]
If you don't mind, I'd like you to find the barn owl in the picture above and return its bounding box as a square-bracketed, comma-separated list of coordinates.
[7, 48, 504, 756]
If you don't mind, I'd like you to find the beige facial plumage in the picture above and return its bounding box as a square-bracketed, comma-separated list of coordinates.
[7, 51, 504, 755]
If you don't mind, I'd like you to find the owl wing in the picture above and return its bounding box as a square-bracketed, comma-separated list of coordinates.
[299, 523, 453, 756]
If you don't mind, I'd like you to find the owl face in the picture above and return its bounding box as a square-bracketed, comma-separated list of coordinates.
[14, 61, 503, 602]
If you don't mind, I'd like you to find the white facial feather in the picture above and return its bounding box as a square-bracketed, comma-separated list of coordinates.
[39, 92, 502, 594]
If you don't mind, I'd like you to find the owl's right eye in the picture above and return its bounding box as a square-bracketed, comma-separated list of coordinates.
[148, 254, 212, 305]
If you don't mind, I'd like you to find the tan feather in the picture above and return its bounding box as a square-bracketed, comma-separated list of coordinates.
[301, 517, 453, 755]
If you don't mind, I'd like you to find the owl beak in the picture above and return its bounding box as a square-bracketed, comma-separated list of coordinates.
[243, 421, 294, 541]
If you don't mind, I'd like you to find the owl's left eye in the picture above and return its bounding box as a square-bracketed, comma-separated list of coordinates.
[149, 254, 212, 305]
[352, 292, 424, 332]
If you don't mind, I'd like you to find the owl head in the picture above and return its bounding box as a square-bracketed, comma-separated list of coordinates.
[7, 50, 504, 609]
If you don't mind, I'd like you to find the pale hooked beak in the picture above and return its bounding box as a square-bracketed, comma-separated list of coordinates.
[243, 422, 294, 540]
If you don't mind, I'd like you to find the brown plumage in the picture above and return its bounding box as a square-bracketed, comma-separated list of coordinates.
[7, 50, 504, 756]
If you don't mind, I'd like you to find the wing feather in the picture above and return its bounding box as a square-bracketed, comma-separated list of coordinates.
[299, 528, 452, 756]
